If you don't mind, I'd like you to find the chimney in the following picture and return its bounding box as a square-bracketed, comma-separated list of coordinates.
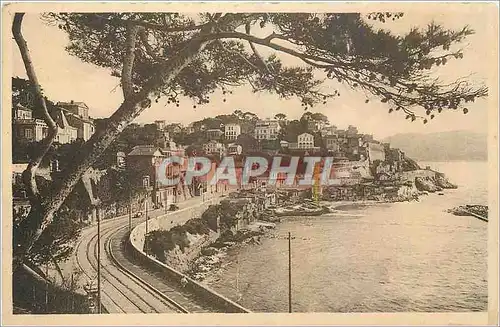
[70, 100, 74, 104]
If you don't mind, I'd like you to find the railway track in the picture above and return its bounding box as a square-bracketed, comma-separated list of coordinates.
[108, 225, 222, 313]
[74, 219, 187, 313]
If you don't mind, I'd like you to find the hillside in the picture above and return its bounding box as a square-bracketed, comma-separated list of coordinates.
[383, 130, 487, 162]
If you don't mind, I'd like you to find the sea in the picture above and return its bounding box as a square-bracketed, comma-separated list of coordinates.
[202, 161, 489, 312]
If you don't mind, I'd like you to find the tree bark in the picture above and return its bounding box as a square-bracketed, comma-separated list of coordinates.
[12, 13, 58, 224]
[13, 13, 257, 269]
[122, 25, 140, 99]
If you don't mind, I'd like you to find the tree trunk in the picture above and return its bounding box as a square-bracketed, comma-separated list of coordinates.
[13, 13, 258, 270]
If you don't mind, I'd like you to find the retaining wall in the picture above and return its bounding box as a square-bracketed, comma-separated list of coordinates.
[130, 197, 220, 252]
[128, 196, 251, 313]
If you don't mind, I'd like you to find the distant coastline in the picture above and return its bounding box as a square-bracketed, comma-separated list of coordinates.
[383, 130, 487, 162]
[419, 159, 488, 162]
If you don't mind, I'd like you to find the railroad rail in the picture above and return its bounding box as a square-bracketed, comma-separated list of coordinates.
[74, 219, 187, 313]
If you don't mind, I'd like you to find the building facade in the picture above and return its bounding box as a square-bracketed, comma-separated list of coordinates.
[297, 132, 315, 149]
[324, 135, 340, 152]
[320, 125, 338, 136]
[203, 140, 225, 156]
[254, 119, 281, 140]
[56, 101, 95, 141]
[53, 108, 78, 144]
[126, 145, 181, 208]
[206, 128, 223, 141]
[227, 143, 243, 155]
[224, 123, 241, 141]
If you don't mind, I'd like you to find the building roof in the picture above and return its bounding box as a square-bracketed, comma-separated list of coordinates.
[15, 104, 31, 112]
[56, 106, 94, 124]
[56, 101, 89, 108]
[14, 118, 47, 126]
[53, 108, 78, 130]
[128, 145, 164, 156]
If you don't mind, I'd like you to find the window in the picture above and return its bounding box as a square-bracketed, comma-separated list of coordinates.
[24, 128, 33, 139]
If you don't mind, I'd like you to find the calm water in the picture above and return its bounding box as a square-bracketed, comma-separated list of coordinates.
[204, 161, 488, 312]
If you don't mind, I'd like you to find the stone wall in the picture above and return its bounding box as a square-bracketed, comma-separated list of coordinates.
[130, 197, 222, 253]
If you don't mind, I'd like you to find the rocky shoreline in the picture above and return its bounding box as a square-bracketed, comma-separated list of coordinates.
[187, 223, 275, 281]
[447, 205, 488, 221]
[414, 173, 458, 193]
[149, 168, 459, 283]
[186, 169, 460, 282]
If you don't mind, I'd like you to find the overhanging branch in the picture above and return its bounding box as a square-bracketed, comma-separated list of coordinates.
[94, 14, 209, 33]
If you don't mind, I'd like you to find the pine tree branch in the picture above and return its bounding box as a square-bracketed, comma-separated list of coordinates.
[217, 40, 260, 71]
[122, 24, 140, 99]
[245, 22, 272, 74]
[94, 14, 209, 33]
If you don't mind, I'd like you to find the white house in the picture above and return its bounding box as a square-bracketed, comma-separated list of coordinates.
[254, 119, 281, 140]
[54, 109, 78, 144]
[227, 143, 243, 155]
[297, 133, 315, 149]
[203, 140, 225, 156]
[56, 101, 95, 141]
[224, 123, 241, 141]
[320, 125, 338, 136]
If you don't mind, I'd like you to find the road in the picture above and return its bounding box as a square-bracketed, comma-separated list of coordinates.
[72, 193, 227, 313]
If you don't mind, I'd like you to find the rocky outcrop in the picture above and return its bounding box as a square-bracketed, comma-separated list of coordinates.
[447, 205, 488, 222]
[415, 176, 443, 193]
[401, 155, 421, 171]
[435, 173, 458, 189]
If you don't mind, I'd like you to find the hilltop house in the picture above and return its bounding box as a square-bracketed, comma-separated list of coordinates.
[203, 140, 225, 157]
[254, 119, 281, 140]
[206, 128, 224, 141]
[324, 134, 340, 152]
[12, 104, 49, 142]
[56, 101, 95, 141]
[224, 123, 241, 141]
[227, 143, 243, 155]
[297, 132, 315, 149]
[12, 104, 78, 144]
[321, 125, 338, 136]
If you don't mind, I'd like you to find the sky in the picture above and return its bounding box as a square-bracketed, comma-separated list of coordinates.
[11, 8, 496, 140]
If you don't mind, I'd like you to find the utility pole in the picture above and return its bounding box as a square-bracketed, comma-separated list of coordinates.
[45, 263, 48, 313]
[288, 231, 292, 313]
[145, 194, 149, 256]
[128, 192, 132, 234]
[96, 207, 101, 314]
[71, 273, 75, 313]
